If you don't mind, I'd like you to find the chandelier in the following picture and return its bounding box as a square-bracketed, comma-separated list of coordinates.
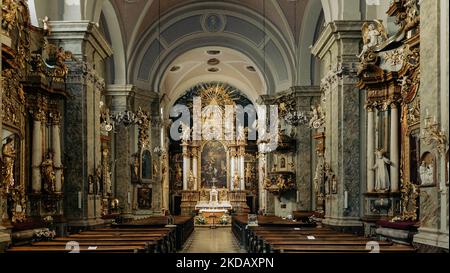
[111, 110, 138, 128]
[284, 111, 310, 127]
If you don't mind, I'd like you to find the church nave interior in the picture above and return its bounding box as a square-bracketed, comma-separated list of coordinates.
[0, 0, 448, 256]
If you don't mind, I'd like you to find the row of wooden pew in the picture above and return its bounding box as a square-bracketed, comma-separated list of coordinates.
[233, 216, 417, 254]
[7, 227, 175, 254]
[6, 216, 194, 254]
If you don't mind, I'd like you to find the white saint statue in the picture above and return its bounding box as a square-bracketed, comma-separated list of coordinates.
[373, 150, 391, 191]
[419, 161, 434, 185]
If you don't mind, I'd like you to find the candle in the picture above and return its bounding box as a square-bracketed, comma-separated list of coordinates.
[426, 108, 429, 116]
[127, 192, 131, 204]
[344, 191, 348, 209]
[78, 191, 82, 209]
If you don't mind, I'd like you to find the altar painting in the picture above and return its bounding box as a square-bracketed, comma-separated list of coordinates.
[201, 141, 227, 189]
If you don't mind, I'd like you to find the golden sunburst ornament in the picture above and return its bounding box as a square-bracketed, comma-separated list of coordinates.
[198, 83, 239, 107]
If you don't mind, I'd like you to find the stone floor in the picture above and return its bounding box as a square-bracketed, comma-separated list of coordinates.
[180, 227, 246, 253]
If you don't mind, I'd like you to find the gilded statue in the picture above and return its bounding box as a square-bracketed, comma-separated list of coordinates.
[2, 137, 16, 193]
[232, 172, 240, 190]
[41, 152, 56, 193]
[188, 170, 196, 190]
[175, 163, 183, 183]
[54, 47, 70, 77]
[244, 163, 253, 183]
[42, 16, 51, 35]
[131, 156, 140, 183]
[102, 148, 112, 195]
[1, 0, 18, 35]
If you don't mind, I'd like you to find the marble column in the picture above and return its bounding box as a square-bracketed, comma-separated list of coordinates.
[258, 153, 267, 210]
[107, 85, 135, 215]
[390, 103, 399, 192]
[367, 107, 375, 193]
[238, 146, 245, 190]
[49, 21, 112, 224]
[182, 143, 190, 191]
[230, 147, 236, 190]
[52, 112, 63, 193]
[312, 21, 363, 228]
[32, 110, 45, 193]
[192, 147, 198, 191]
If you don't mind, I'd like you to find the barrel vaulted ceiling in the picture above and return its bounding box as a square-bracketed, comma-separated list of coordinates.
[105, 0, 311, 95]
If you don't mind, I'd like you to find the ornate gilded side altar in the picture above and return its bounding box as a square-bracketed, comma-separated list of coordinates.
[357, 0, 421, 229]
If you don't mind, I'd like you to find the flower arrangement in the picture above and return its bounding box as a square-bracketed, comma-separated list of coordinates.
[33, 228, 56, 242]
[195, 215, 207, 225]
[219, 214, 229, 225]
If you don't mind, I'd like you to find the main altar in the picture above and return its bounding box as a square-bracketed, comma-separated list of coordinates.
[171, 83, 254, 216]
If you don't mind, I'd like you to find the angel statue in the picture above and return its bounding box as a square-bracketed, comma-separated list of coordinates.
[2, 137, 16, 193]
[42, 16, 51, 35]
[357, 21, 387, 59]
[373, 149, 391, 192]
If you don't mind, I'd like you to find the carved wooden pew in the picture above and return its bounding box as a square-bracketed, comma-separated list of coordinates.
[7, 245, 147, 253]
[6, 225, 176, 253]
[234, 215, 416, 254]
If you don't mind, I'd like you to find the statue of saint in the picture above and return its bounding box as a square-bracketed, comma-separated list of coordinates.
[419, 160, 434, 185]
[373, 150, 391, 192]
[88, 175, 94, 194]
[175, 163, 182, 183]
[95, 166, 102, 195]
[41, 152, 56, 193]
[2, 137, 16, 193]
[131, 156, 140, 183]
[232, 172, 240, 190]
[244, 163, 253, 183]
[102, 148, 112, 195]
[188, 170, 196, 190]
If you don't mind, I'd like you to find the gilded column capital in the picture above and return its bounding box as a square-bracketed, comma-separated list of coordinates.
[50, 111, 61, 126]
[32, 108, 46, 122]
